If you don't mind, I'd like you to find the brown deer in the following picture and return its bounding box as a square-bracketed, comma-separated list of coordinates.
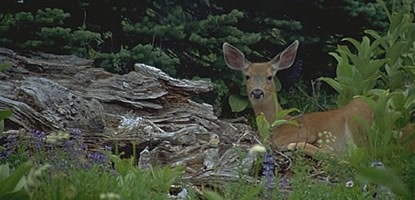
[223, 41, 414, 156]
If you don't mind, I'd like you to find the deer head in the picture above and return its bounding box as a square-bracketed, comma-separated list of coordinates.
[223, 41, 299, 122]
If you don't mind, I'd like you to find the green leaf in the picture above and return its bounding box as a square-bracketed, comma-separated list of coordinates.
[0, 161, 32, 197]
[228, 94, 249, 112]
[342, 37, 361, 53]
[256, 113, 270, 143]
[0, 163, 10, 181]
[360, 59, 384, 79]
[1, 189, 30, 200]
[386, 41, 406, 65]
[0, 121, 4, 138]
[0, 110, 12, 120]
[110, 154, 134, 177]
[0, 109, 12, 136]
[271, 119, 298, 128]
[274, 77, 282, 92]
[275, 108, 299, 120]
[318, 77, 343, 94]
[364, 29, 381, 40]
[271, 119, 288, 127]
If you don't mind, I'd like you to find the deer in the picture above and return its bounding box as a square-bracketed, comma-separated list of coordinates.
[223, 40, 415, 156]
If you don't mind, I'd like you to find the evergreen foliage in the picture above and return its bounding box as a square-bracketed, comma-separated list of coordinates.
[0, 0, 390, 116]
[0, 8, 101, 57]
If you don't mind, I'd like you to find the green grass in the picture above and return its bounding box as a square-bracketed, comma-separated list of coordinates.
[279, 80, 337, 113]
[1, 132, 414, 200]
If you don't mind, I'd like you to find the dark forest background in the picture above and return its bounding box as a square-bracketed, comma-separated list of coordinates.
[0, 0, 389, 117]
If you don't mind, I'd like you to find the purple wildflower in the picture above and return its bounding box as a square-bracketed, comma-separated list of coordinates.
[88, 151, 107, 165]
[29, 129, 47, 153]
[103, 145, 111, 152]
[263, 152, 276, 199]
[64, 139, 75, 150]
[64, 139, 82, 160]
[80, 143, 88, 151]
[0, 134, 19, 163]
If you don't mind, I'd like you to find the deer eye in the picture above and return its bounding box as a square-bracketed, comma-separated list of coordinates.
[267, 76, 273, 81]
[245, 75, 250, 80]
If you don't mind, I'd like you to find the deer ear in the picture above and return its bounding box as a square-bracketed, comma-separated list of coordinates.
[223, 42, 250, 71]
[270, 40, 299, 75]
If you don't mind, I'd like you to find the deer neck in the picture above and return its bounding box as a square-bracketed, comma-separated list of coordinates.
[252, 94, 286, 124]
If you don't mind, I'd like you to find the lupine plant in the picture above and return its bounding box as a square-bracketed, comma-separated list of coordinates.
[254, 93, 299, 199]
[1, 129, 112, 171]
[0, 128, 193, 200]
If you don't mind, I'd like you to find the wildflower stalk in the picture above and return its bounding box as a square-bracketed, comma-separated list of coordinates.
[255, 92, 299, 199]
[131, 140, 137, 165]
[263, 152, 275, 199]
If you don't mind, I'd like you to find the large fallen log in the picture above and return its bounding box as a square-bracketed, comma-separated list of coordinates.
[0, 47, 267, 186]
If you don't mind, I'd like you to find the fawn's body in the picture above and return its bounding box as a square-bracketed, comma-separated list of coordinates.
[223, 41, 414, 156]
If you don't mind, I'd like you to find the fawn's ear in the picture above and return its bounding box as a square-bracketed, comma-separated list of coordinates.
[270, 40, 299, 75]
[223, 42, 250, 71]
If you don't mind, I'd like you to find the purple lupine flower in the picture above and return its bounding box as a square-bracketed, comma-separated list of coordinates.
[0, 136, 13, 162]
[80, 143, 88, 151]
[1, 134, 19, 162]
[31, 130, 46, 151]
[64, 139, 82, 161]
[263, 152, 276, 199]
[88, 151, 107, 165]
[103, 145, 111, 152]
[64, 139, 75, 150]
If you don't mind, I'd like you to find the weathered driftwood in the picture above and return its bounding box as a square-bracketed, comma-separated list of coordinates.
[0, 47, 268, 187]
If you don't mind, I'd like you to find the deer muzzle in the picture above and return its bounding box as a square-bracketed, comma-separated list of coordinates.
[251, 89, 264, 100]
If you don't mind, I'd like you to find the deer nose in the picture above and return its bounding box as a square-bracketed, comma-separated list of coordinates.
[251, 89, 264, 99]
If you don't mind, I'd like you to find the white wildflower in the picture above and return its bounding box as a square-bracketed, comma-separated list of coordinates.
[346, 180, 354, 188]
[249, 144, 267, 154]
[318, 132, 323, 137]
[99, 192, 121, 199]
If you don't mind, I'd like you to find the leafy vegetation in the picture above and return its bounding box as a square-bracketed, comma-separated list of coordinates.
[1, 0, 415, 199]
[319, 1, 415, 199]
[0, 129, 193, 200]
[320, 0, 415, 107]
[0, 161, 33, 200]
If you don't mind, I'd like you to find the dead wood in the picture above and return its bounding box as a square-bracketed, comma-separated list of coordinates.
[0, 47, 265, 188]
